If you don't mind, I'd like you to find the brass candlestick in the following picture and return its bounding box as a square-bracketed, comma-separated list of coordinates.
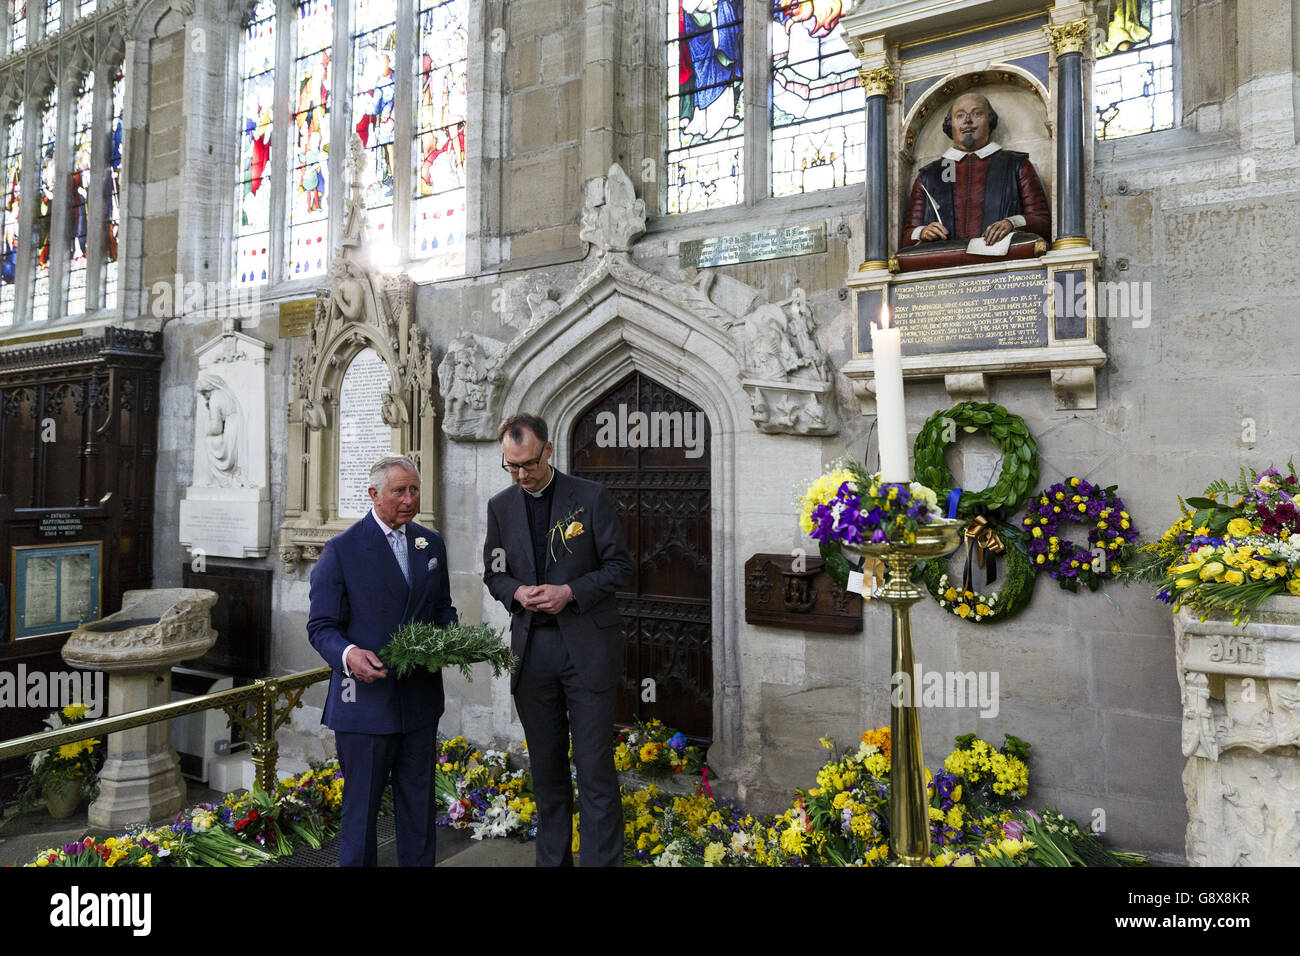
[850, 519, 963, 866]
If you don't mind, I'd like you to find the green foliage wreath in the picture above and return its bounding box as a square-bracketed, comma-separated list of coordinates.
[921, 526, 1037, 624]
[913, 403, 1039, 517]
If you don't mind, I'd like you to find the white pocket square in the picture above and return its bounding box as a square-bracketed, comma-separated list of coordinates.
[427, 557, 438, 571]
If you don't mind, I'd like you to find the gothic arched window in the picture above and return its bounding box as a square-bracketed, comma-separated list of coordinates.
[665, 0, 863, 215]
[0, 110, 21, 326]
[0, 0, 127, 329]
[233, 0, 468, 287]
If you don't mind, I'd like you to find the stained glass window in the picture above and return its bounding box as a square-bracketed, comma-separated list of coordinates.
[31, 91, 57, 324]
[10, 0, 26, 51]
[102, 61, 124, 309]
[411, 0, 466, 273]
[288, 0, 333, 278]
[0, 111, 21, 327]
[44, 0, 59, 33]
[770, 0, 863, 197]
[234, 0, 275, 286]
[1094, 0, 1174, 140]
[351, 0, 397, 241]
[65, 73, 94, 316]
[666, 0, 744, 214]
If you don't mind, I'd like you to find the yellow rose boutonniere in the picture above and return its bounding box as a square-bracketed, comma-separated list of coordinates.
[547, 507, 586, 562]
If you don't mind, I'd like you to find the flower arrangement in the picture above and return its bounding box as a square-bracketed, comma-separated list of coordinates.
[613, 719, 707, 779]
[434, 736, 537, 840]
[1122, 463, 1300, 624]
[1022, 478, 1140, 592]
[620, 728, 1142, 867]
[934, 575, 998, 621]
[18, 762, 346, 867]
[18, 704, 105, 811]
[799, 457, 941, 548]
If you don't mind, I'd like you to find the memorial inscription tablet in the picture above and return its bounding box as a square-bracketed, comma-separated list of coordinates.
[680, 223, 826, 269]
[858, 269, 1049, 356]
[336, 347, 393, 519]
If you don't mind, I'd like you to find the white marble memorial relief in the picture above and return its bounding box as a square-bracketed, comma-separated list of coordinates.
[179, 320, 272, 559]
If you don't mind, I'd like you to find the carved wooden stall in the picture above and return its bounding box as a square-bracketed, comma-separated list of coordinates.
[0, 328, 162, 784]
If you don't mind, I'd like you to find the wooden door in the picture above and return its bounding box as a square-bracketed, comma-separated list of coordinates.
[569, 372, 712, 741]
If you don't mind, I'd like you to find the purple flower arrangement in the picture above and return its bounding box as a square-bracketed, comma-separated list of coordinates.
[1022, 478, 1140, 592]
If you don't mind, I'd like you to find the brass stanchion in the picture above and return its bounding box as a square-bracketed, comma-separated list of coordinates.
[851, 520, 962, 866]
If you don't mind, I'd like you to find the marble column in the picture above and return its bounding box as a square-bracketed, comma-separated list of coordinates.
[1049, 18, 1092, 249]
[858, 66, 896, 271]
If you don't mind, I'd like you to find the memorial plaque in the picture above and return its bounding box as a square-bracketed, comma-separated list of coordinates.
[680, 223, 826, 269]
[279, 298, 317, 338]
[24, 557, 58, 628]
[336, 347, 393, 519]
[38, 512, 84, 538]
[857, 269, 1049, 356]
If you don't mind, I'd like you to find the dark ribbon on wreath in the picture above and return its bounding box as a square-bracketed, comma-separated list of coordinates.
[960, 502, 1007, 593]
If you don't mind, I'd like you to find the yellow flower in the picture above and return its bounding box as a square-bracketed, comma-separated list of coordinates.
[780, 825, 808, 856]
[1198, 562, 1225, 581]
[61, 703, 88, 721]
[943, 587, 957, 601]
[563, 521, 584, 541]
[1227, 518, 1254, 538]
[703, 842, 726, 866]
[956, 604, 972, 618]
[1287, 578, 1300, 596]
[976, 604, 991, 616]
[1224, 569, 1245, 586]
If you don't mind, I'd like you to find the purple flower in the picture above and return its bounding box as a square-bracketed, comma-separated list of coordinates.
[1003, 818, 1025, 840]
[668, 732, 687, 753]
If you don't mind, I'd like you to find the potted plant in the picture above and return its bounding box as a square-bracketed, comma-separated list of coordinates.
[18, 704, 104, 819]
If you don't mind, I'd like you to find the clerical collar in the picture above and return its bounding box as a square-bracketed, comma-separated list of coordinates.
[942, 141, 1002, 162]
[371, 508, 405, 536]
[524, 468, 556, 499]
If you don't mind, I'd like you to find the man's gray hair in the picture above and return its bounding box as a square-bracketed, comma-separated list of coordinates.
[369, 454, 419, 494]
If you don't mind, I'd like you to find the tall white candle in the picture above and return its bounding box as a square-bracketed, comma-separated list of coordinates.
[870, 300, 910, 482]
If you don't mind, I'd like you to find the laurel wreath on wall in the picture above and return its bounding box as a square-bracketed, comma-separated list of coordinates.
[913, 402, 1039, 518]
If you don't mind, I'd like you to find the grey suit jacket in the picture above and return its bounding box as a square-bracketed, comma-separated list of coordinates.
[482, 470, 633, 691]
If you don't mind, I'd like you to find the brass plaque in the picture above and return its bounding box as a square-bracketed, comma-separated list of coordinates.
[278, 298, 317, 338]
[680, 222, 826, 269]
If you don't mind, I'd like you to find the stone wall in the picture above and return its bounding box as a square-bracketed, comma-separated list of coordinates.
[128, 0, 1300, 860]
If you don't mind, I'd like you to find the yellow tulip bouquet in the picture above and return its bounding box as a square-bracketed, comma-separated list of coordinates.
[1121, 463, 1300, 625]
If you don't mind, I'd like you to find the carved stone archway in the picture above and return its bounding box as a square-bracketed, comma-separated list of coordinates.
[279, 136, 438, 573]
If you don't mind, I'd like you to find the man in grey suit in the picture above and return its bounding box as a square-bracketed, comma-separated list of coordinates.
[483, 413, 632, 866]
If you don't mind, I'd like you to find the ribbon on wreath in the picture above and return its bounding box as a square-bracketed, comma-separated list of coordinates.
[961, 505, 1007, 594]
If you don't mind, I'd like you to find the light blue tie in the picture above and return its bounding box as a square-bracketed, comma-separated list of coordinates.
[390, 529, 411, 585]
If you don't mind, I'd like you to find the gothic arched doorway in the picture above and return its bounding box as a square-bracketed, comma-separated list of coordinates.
[569, 371, 713, 741]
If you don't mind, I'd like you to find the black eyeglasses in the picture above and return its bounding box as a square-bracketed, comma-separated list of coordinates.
[501, 451, 546, 474]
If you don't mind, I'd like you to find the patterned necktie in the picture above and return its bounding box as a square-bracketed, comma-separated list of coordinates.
[390, 529, 410, 585]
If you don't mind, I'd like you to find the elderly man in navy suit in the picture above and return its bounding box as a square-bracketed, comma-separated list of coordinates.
[308, 454, 457, 867]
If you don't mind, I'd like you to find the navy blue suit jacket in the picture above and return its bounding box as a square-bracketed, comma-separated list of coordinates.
[307, 514, 457, 734]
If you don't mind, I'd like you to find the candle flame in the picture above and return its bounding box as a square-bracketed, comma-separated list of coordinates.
[879, 300, 891, 330]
